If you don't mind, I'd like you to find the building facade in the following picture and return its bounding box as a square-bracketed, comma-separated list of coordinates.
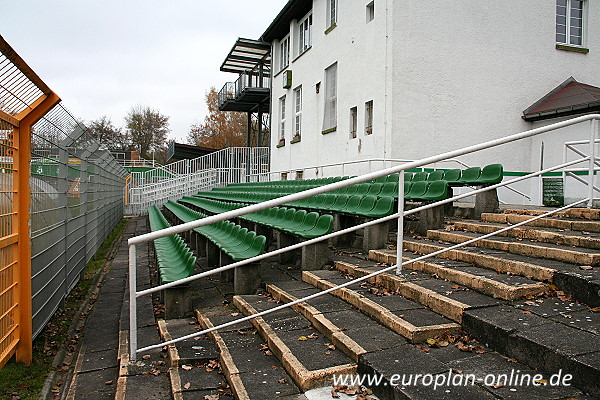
[223, 0, 600, 205]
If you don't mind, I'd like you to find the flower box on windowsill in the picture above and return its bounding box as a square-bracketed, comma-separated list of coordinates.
[321, 127, 337, 135]
[290, 135, 301, 144]
[276, 139, 285, 148]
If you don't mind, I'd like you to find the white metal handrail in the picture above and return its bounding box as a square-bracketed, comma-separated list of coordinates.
[128, 114, 600, 360]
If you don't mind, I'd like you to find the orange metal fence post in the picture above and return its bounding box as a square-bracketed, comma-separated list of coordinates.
[13, 93, 61, 365]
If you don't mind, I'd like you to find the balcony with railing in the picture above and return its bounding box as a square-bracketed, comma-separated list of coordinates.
[218, 38, 271, 113]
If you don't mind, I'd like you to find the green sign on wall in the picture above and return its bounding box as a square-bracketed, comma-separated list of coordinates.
[542, 177, 564, 206]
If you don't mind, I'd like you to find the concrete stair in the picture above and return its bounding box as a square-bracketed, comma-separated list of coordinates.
[158, 207, 600, 399]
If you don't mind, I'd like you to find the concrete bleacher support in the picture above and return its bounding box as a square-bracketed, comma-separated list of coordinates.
[474, 187, 500, 218]
[163, 285, 193, 319]
[363, 220, 391, 252]
[417, 204, 445, 235]
[301, 240, 331, 271]
[276, 231, 301, 264]
[206, 241, 220, 268]
[254, 223, 273, 250]
[233, 262, 261, 294]
[220, 254, 235, 283]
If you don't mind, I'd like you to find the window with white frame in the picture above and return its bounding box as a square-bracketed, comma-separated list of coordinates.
[279, 96, 286, 140]
[323, 63, 337, 132]
[350, 107, 357, 139]
[298, 14, 313, 55]
[366, 1, 374, 23]
[294, 86, 302, 138]
[365, 100, 373, 135]
[327, 0, 338, 28]
[556, 0, 585, 46]
[279, 35, 290, 71]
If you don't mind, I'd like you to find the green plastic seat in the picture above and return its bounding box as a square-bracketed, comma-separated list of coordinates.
[412, 172, 429, 182]
[341, 195, 362, 213]
[291, 212, 319, 235]
[442, 169, 462, 183]
[354, 184, 371, 196]
[421, 181, 450, 201]
[457, 167, 482, 185]
[361, 196, 394, 218]
[355, 195, 377, 215]
[403, 173, 413, 182]
[405, 181, 429, 200]
[380, 182, 399, 197]
[366, 183, 384, 196]
[298, 214, 334, 239]
[427, 170, 445, 181]
[475, 164, 503, 184]
[328, 194, 350, 212]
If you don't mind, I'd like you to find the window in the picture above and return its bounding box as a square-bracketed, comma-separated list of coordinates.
[279, 35, 290, 71]
[556, 0, 584, 46]
[295, 171, 303, 180]
[294, 86, 302, 138]
[328, 0, 338, 27]
[323, 63, 338, 132]
[366, 1, 374, 22]
[365, 100, 373, 135]
[298, 14, 313, 55]
[350, 107, 357, 139]
[279, 96, 286, 140]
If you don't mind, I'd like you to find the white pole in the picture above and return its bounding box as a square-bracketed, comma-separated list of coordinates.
[129, 244, 138, 361]
[590, 119, 598, 208]
[396, 171, 404, 274]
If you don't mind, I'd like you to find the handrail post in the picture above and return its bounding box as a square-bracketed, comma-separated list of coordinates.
[129, 243, 138, 361]
[396, 171, 405, 274]
[589, 119, 598, 208]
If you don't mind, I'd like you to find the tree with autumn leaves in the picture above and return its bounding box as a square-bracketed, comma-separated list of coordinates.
[187, 87, 248, 149]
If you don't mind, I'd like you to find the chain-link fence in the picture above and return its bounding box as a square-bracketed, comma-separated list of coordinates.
[30, 104, 128, 338]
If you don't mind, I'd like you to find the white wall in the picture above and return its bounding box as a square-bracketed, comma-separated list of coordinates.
[270, 0, 393, 179]
[390, 0, 600, 173]
[267, 0, 600, 204]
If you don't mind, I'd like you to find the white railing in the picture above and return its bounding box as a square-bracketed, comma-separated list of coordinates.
[124, 147, 270, 214]
[116, 159, 162, 168]
[127, 114, 600, 361]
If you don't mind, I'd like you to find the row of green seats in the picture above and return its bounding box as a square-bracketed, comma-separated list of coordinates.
[147, 205, 196, 284]
[163, 201, 265, 262]
[285, 193, 395, 218]
[179, 196, 334, 239]
[392, 164, 503, 185]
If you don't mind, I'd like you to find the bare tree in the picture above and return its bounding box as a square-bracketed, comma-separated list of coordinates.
[87, 116, 129, 150]
[125, 106, 170, 158]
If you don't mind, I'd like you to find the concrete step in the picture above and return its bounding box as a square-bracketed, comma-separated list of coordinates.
[503, 207, 600, 220]
[453, 219, 600, 250]
[303, 268, 463, 334]
[157, 318, 234, 400]
[271, 268, 594, 399]
[482, 212, 600, 233]
[401, 237, 600, 307]
[426, 229, 600, 266]
[367, 249, 548, 300]
[463, 298, 600, 398]
[196, 311, 309, 400]
[232, 294, 356, 391]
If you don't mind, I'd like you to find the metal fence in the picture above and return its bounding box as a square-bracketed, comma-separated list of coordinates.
[125, 147, 270, 215]
[30, 104, 128, 339]
[0, 35, 127, 366]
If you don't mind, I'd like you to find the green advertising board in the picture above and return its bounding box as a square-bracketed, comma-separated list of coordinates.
[542, 177, 564, 206]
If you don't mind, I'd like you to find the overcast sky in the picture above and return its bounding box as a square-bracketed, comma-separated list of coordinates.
[3, 0, 285, 142]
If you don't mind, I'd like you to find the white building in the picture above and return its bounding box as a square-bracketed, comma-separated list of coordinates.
[220, 0, 600, 205]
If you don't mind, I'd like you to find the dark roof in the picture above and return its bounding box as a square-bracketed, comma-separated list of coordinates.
[261, 0, 312, 42]
[166, 142, 218, 162]
[523, 77, 600, 121]
[220, 38, 271, 74]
